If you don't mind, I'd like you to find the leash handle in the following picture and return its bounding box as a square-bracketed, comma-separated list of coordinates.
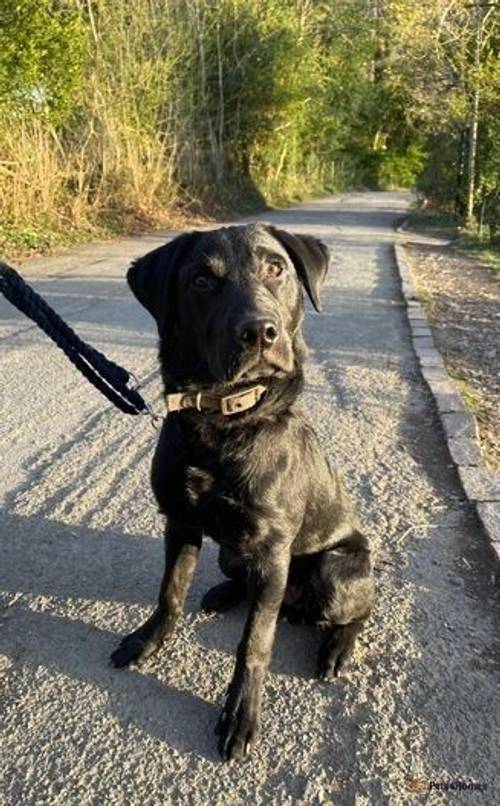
[0, 261, 153, 417]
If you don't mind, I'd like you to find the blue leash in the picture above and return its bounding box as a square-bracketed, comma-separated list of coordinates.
[0, 261, 154, 419]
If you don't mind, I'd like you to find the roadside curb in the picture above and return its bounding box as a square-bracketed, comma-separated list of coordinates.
[393, 243, 500, 565]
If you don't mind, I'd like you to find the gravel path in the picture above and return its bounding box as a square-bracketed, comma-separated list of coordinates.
[1, 193, 499, 805]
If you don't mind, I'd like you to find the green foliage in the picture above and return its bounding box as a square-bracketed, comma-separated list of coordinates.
[0, 0, 86, 122]
[0, 0, 499, 254]
[387, 0, 500, 235]
[416, 133, 463, 209]
[379, 143, 428, 190]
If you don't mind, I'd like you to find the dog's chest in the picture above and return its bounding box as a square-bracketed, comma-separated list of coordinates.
[182, 461, 262, 547]
[154, 417, 308, 551]
[170, 450, 295, 553]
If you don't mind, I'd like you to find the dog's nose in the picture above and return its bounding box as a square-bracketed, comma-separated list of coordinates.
[237, 318, 279, 348]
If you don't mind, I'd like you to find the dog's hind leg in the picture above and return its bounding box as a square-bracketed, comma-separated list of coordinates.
[201, 546, 248, 613]
[317, 620, 367, 679]
[310, 530, 374, 679]
[111, 524, 201, 667]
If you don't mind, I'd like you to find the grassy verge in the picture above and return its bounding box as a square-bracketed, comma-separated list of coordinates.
[406, 209, 500, 275]
[0, 221, 109, 261]
[0, 201, 223, 263]
[449, 373, 482, 414]
[456, 233, 500, 276]
[0, 179, 336, 263]
[405, 209, 458, 240]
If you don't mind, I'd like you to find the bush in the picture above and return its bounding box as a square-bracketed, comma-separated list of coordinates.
[378, 143, 428, 190]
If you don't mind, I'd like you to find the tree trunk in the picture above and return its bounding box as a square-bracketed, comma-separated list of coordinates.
[454, 129, 467, 217]
[465, 87, 480, 228]
[465, 7, 483, 228]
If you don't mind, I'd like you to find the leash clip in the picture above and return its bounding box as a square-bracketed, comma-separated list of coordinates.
[143, 402, 163, 429]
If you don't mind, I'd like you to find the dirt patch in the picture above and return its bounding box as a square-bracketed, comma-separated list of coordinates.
[405, 242, 500, 472]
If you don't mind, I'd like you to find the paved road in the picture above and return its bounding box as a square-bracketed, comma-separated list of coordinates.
[1, 193, 499, 805]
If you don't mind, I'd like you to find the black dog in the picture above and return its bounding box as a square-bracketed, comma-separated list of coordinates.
[111, 223, 374, 760]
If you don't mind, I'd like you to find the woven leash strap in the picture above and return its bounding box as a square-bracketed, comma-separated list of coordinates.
[0, 261, 150, 416]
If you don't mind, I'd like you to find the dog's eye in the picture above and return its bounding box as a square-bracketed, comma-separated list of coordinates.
[192, 272, 216, 291]
[264, 259, 285, 278]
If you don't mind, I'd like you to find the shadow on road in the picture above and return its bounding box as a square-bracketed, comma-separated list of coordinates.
[0, 507, 335, 761]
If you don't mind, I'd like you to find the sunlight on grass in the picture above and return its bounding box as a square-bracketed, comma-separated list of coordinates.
[450, 374, 482, 413]
[457, 234, 500, 276]
[408, 210, 500, 276]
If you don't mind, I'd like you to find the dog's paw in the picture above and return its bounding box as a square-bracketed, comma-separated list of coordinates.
[316, 623, 361, 680]
[316, 643, 345, 680]
[201, 580, 246, 614]
[110, 632, 160, 668]
[215, 685, 260, 761]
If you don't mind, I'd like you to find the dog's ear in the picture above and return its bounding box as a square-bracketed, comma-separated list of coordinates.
[127, 232, 198, 331]
[266, 226, 329, 312]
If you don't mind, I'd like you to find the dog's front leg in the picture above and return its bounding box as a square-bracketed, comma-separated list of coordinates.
[216, 546, 290, 761]
[111, 525, 201, 668]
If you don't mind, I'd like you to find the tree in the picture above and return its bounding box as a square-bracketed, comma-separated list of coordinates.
[387, 0, 500, 228]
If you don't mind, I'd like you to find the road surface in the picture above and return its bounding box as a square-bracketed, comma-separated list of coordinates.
[1, 193, 499, 804]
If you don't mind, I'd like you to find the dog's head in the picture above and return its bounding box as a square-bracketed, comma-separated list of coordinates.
[127, 223, 329, 396]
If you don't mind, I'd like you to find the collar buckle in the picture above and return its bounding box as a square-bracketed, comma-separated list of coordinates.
[219, 384, 267, 416]
[165, 384, 267, 416]
[165, 392, 184, 414]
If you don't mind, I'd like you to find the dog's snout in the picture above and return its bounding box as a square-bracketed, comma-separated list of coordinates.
[237, 318, 279, 348]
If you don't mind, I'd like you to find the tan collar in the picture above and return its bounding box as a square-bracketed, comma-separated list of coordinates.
[165, 384, 267, 416]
